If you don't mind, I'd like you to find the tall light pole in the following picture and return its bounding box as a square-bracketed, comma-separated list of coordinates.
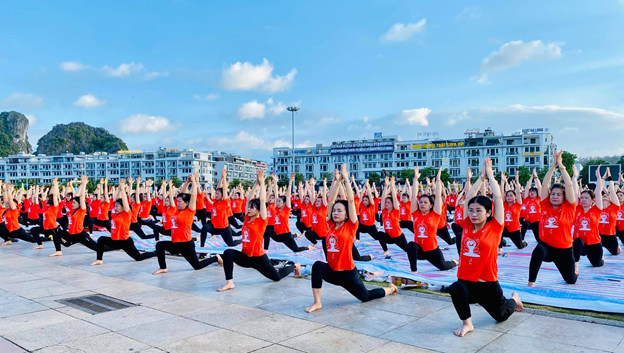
[287, 106, 299, 176]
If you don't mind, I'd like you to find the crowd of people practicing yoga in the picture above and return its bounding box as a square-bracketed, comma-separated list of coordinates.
[1, 149, 622, 337]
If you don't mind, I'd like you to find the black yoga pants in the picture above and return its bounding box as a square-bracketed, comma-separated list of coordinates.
[600, 234, 622, 256]
[222, 249, 294, 281]
[201, 223, 241, 247]
[572, 238, 604, 267]
[528, 242, 577, 284]
[311, 262, 385, 302]
[96, 237, 156, 262]
[376, 232, 408, 253]
[449, 279, 516, 321]
[156, 240, 217, 270]
[407, 242, 456, 272]
[500, 229, 527, 249]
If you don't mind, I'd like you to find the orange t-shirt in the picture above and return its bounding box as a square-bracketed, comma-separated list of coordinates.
[457, 217, 504, 282]
[139, 201, 151, 219]
[171, 208, 195, 243]
[438, 203, 448, 230]
[300, 203, 312, 228]
[274, 206, 291, 235]
[539, 199, 576, 249]
[267, 204, 277, 226]
[325, 218, 358, 271]
[231, 198, 244, 213]
[573, 205, 601, 245]
[210, 199, 231, 229]
[411, 210, 441, 252]
[130, 203, 141, 223]
[196, 193, 206, 210]
[89, 199, 101, 218]
[598, 203, 619, 236]
[4, 208, 20, 232]
[359, 203, 376, 226]
[354, 196, 361, 215]
[241, 215, 267, 257]
[68, 208, 87, 235]
[616, 204, 624, 232]
[454, 205, 465, 224]
[503, 202, 521, 232]
[0, 205, 5, 224]
[43, 205, 59, 230]
[399, 201, 411, 221]
[447, 195, 457, 207]
[27, 201, 41, 219]
[161, 206, 177, 230]
[98, 201, 110, 221]
[382, 208, 401, 238]
[524, 197, 541, 223]
[311, 205, 328, 236]
[110, 210, 131, 240]
[520, 201, 527, 219]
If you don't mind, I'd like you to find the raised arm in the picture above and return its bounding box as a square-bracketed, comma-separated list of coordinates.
[390, 177, 400, 210]
[79, 175, 88, 210]
[484, 159, 504, 224]
[463, 170, 485, 210]
[285, 173, 295, 208]
[514, 174, 522, 205]
[606, 168, 621, 206]
[103, 179, 110, 203]
[411, 167, 421, 213]
[118, 179, 130, 212]
[51, 178, 60, 207]
[594, 167, 604, 210]
[540, 150, 557, 200]
[341, 165, 358, 224]
[326, 169, 341, 220]
[433, 168, 443, 215]
[555, 150, 576, 204]
[322, 178, 328, 206]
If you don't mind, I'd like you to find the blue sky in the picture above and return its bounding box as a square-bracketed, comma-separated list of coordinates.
[1, 0, 624, 161]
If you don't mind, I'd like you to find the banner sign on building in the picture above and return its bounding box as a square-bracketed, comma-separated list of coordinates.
[330, 141, 394, 155]
[411, 140, 465, 149]
[522, 128, 548, 134]
[374, 132, 383, 139]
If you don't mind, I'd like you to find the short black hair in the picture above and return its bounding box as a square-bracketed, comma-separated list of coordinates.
[467, 196, 493, 222]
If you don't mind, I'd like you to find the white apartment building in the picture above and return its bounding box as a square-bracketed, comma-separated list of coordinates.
[272, 128, 555, 181]
[213, 152, 268, 183]
[0, 148, 266, 186]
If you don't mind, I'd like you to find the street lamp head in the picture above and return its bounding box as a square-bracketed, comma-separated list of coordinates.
[287, 107, 300, 112]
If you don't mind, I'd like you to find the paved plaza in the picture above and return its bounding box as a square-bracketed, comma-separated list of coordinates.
[1, 243, 623, 353]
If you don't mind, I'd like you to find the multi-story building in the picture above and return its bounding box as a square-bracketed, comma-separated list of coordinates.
[272, 127, 555, 181]
[0, 148, 266, 186]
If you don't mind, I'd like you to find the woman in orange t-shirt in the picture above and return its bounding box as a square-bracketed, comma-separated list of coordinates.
[523, 169, 542, 242]
[153, 174, 220, 275]
[91, 180, 112, 233]
[572, 169, 605, 268]
[199, 168, 242, 248]
[305, 165, 397, 313]
[228, 190, 244, 229]
[499, 173, 528, 251]
[150, 180, 177, 240]
[376, 176, 409, 258]
[303, 178, 329, 246]
[407, 167, 458, 273]
[90, 179, 156, 266]
[30, 178, 62, 255]
[448, 158, 523, 338]
[217, 170, 302, 291]
[128, 178, 157, 240]
[356, 181, 382, 244]
[596, 167, 622, 256]
[528, 150, 578, 287]
[295, 183, 314, 235]
[616, 189, 624, 247]
[0, 184, 41, 247]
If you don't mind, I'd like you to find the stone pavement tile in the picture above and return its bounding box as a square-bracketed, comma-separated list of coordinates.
[30, 345, 83, 353]
[228, 312, 325, 343]
[95, 281, 159, 297]
[63, 332, 150, 353]
[0, 273, 42, 285]
[216, 283, 303, 307]
[0, 278, 62, 292]
[280, 326, 388, 353]
[138, 349, 166, 353]
[81, 305, 177, 331]
[368, 341, 439, 353]
[117, 316, 218, 348]
[11, 283, 86, 300]
[145, 296, 223, 316]
[257, 294, 351, 322]
[3, 318, 109, 351]
[615, 338, 624, 353]
[479, 333, 608, 353]
[508, 315, 624, 352]
[380, 318, 502, 353]
[253, 345, 304, 353]
[33, 290, 96, 309]
[185, 302, 271, 329]
[0, 309, 74, 335]
[0, 296, 48, 318]
[117, 288, 194, 306]
[311, 305, 419, 337]
[421, 305, 532, 333]
[55, 304, 96, 319]
[360, 293, 452, 317]
[164, 329, 272, 353]
[0, 337, 26, 353]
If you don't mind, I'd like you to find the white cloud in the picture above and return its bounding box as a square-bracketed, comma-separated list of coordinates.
[25, 115, 38, 126]
[73, 94, 105, 108]
[238, 100, 266, 119]
[380, 20, 426, 43]
[193, 93, 220, 101]
[396, 108, 431, 126]
[118, 114, 177, 133]
[560, 127, 579, 134]
[505, 104, 624, 121]
[457, 6, 482, 20]
[143, 71, 169, 80]
[210, 131, 276, 151]
[445, 111, 472, 126]
[0, 93, 44, 110]
[60, 61, 89, 72]
[102, 62, 145, 77]
[474, 40, 563, 84]
[319, 117, 341, 125]
[268, 101, 286, 115]
[219, 58, 297, 93]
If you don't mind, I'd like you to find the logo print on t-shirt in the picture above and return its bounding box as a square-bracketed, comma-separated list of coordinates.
[400, 208, 406, 215]
[302, 210, 307, 217]
[242, 228, 250, 242]
[327, 234, 339, 253]
[68, 217, 73, 225]
[416, 223, 428, 238]
[579, 218, 591, 231]
[599, 213, 609, 224]
[529, 205, 536, 213]
[462, 238, 480, 257]
[212, 208, 217, 217]
[111, 220, 116, 229]
[171, 217, 177, 229]
[274, 215, 280, 225]
[312, 214, 318, 224]
[618, 211, 624, 221]
[385, 219, 392, 229]
[456, 211, 463, 220]
[362, 213, 368, 221]
[505, 212, 512, 222]
[544, 216, 559, 228]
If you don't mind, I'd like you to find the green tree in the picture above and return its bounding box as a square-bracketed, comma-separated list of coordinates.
[277, 176, 289, 188]
[418, 167, 435, 182]
[368, 172, 381, 186]
[399, 169, 414, 183]
[230, 178, 242, 188]
[294, 173, 305, 185]
[440, 169, 451, 184]
[580, 159, 608, 186]
[516, 166, 531, 186]
[170, 176, 182, 188]
[86, 179, 97, 194]
[241, 180, 254, 189]
[561, 151, 577, 176]
[536, 167, 549, 182]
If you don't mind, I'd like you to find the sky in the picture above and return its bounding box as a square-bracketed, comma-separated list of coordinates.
[1, 0, 624, 162]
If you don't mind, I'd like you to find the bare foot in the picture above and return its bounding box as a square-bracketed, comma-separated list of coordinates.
[498, 248, 504, 256]
[307, 244, 315, 251]
[1, 241, 12, 246]
[388, 282, 398, 295]
[210, 235, 216, 239]
[216, 254, 223, 267]
[368, 254, 374, 260]
[574, 262, 580, 277]
[153, 269, 168, 275]
[511, 292, 524, 312]
[33, 245, 44, 250]
[294, 263, 301, 277]
[196, 236, 200, 242]
[49, 251, 63, 257]
[452, 259, 459, 266]
[355, 239, 360, 243]
[90, 260, 103, 266]
[527, 282, 535, 287]
[454, 322, 474, 337]
[305, 302, 322, 313]
[217, 281, 235, 292]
